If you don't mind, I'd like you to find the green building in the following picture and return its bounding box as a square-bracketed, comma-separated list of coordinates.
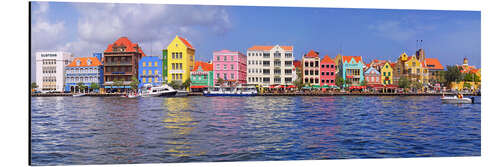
[190, 61, 214, 92]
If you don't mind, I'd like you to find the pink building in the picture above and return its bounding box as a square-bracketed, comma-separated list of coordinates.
[320, 55, 336, 86]
[213, 50, 247, 85]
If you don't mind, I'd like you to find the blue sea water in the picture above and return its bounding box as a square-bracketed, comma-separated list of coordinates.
[30, 96, 481, 165]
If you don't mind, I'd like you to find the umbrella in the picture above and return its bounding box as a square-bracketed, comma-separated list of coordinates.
[286, 85, 296, 89]
[303, 86, 312, 89]
[312, 85, 321, 89]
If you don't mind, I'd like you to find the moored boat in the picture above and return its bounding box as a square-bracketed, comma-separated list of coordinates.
[141, 84, 177, 97]
[73, 93, 85, 97]
[175, 90, 189, 97]
[441, 96, 474, 104]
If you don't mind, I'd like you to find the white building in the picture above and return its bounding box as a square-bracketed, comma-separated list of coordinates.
[246, 45, 295, 87]
[35, 51, 74, 92]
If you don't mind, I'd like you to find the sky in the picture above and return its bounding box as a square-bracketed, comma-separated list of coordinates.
[30, 2, 481, 81]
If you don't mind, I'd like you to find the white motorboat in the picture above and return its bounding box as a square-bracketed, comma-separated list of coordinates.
[441, 96, 475, 104]
[203, 85, 258, 96]
[73, 93, 85, 97]
[141, 84, 177, 97]
[175, 90, 189, 97]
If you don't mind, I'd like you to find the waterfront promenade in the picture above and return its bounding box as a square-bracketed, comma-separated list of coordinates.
[31, 92, 480, 97]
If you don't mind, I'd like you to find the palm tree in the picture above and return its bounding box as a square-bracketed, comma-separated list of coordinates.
[90, 83, 100, 93]
[77, 82, 84, 93]
[31, 82, 38, 92]
[182, 79, 191, 90]
[130, 76, 139, 92]
[216, 77, 224, 86]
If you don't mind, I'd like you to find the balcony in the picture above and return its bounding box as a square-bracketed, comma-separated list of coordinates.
[105, 63, 133, 66]
[104, 72, 133, 75]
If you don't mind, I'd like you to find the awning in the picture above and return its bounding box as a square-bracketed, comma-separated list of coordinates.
[349, 86, 366, 89]
[190, 85, 207, 89]
[312, 85, 321, 89]
[286, 85, 296, 89]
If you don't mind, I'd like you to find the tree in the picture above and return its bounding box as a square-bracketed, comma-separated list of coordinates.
[31, 82, 38, 90]
[398, 76, 410, 89]
[182, 79, 191, 90]
[293, 78, 303, 90]
[335, 74, 344, 89]
[411, 81, 423, 90]
[463, 73, 475, 82]
[77, 82, 84, 93]
[216, 77, 224, 86]
[169, 81, 182, 90]
[90, 83, 100, 93]
[130, 76, 139, 91]
[463, 82, 471, 89]
[444, 65, 462, 86]
[361, 79, 367, 86]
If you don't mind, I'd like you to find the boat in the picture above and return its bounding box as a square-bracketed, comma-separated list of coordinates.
[126, 93, 139, 98]
[175, 90, 189, 97]
[441, 96, 475, 104]
[73, 93, 85, 97]
[141, 84, 177, 97]
[203, 85, 258, 96]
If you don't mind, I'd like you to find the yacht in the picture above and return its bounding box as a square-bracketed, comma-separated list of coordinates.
[142, 84, 177, 97]
[441, 95, 475, 104]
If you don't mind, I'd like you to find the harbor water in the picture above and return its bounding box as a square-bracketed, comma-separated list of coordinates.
[30, 96, 481, 165]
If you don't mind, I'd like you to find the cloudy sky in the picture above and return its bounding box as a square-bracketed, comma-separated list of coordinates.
[30, 2, 480, 80]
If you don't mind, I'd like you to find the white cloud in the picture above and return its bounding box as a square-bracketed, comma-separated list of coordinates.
[65, 3, 232, 57]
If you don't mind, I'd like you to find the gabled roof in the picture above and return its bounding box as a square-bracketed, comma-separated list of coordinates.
[104, 37, 146, 57]
[67, 57, 102, 67]
[364, 67, 380, 75]
[321, 55, 334, 63]
[425, 58, 444, 70]
[304, 50, 319, 58]
[193, 61, 213, 71]
[178, 36, 194, 49]
[342, 56, 362, 64]
[248, 45, 293, 51]
[390, 62, 396, 68]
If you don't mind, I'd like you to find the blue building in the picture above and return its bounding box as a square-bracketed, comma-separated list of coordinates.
[339, 56, 365, 87]
[64, 53, 103, 93]
[138, 56, 163, 89]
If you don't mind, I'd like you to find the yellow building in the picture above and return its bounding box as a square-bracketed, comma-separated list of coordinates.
[404, 56, 424, 82]
[380, 62, 394, 85]
[164, 35, 195, 84]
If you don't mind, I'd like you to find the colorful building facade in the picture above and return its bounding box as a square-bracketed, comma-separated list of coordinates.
[302, 50, 320, 86]
[340, 56, 364, 87]
[164, 36, 195, 85]
[380, 62, 394, 85]
[190, 61, 214, 92]
[35, 51, 74, 92]
[138, 56, 163, 88]
[102, 37, 145, 90]
[64, 56, 103, 93]
[213, 50, 247, 85]
[425, 58, 444, 84]
[364, 67, 380, 85]
[246, 45, 295, 87]
[320, 55, 336, 86]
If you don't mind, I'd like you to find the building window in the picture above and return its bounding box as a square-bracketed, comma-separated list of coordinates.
[179, 52, 183, 59]
[155, 70, 158, 75]
[148, 77, 152, 83]
[179, 63, 182, 70]
[154, 62, 158, 67]
[149, 62, 152, 67]
[148, 70, 152, 75]
[172, 53, 175, 59]
[143, 70, 146, 75]
[231, 65, 234, 70]
[217, 56, 220, 61]
[231, 73, 234, 79]
[224, 56, 227, 61]
[216, 64, 220, 70]
[224, 65, 227, 70]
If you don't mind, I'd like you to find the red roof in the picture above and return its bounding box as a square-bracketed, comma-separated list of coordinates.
[248, 45, 293, 51]
[67, 57, 102, 67]
[342, 56, 362, 64]
[193, 61, 213, 71]
[178, 36, 194, 49]
[104, 37, 146, 57]
[293, 60, 302, 68]
[425, 58, 444, 70]
[390, 62, 396, 68]
[321, 54, 334, 63]
[305, 50, 319, 58]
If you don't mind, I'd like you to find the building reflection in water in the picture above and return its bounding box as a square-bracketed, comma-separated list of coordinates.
[162, 97, 205, 158]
